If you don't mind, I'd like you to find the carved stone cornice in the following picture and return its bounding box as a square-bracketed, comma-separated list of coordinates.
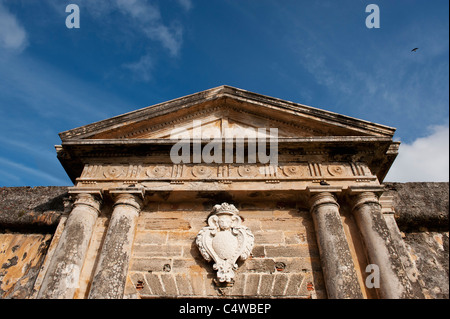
[118, 105, 223, 139]
[58, 136, 396, 184]
[59, 86, 396, 141]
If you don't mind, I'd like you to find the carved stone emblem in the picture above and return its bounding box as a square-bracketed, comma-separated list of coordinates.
[196, 203, 254, 284]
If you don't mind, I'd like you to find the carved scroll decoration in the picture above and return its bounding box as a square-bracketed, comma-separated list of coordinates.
[196, 203, 254, 284]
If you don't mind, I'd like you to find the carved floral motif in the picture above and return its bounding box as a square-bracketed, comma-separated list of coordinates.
[237, 165, 258, 178]
[327, 165, 345, 176]
[103, 166, 124, 179]
[192, 166, 213, 178]
[146, 165, 170, 178]
[282, 165, 305, 177]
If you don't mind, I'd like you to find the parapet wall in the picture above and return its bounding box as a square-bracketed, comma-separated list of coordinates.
[385, 182, 449, 231]
[383, 183, 449, 299]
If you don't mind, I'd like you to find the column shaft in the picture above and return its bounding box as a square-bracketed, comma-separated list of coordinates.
[37, 193, 101, 299]
[88, 193, 143, 299]
[310, 192, 363, 299]
[352, 192, 413, 299]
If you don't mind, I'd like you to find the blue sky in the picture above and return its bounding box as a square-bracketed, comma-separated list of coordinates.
[0, 0, 448, 186]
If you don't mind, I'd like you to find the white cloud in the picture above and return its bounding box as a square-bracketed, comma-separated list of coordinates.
[385, 125, 449, 182]
[0, 1, 28, 52]
[114, 0, 182, 56]
[68, 0, 183, 57]
[46, 0, 185, 81]
[0, 52, 127, 124]
[122, 53, 153, 82]
[112, 0, 184, 80]
[177, 0, 192, 11]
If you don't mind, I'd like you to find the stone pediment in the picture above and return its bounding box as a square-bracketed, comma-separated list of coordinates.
[124, 115, 282, 140]
[56, 86, 399, 184]
[58, 86, 396, 141]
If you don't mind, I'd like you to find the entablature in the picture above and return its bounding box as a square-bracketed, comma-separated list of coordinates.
[73, 160, 380, 192]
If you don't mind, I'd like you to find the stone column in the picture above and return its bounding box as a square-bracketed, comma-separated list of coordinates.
[309, 191, 363, 299]
[351, 191, 413, 299]
[88, 189, 144, 299]
[37, 190, 102, 299]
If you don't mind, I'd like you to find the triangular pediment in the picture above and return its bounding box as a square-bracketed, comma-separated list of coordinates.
[140, 117, 280, 139]
[116, 109, 313, 140]
[59, 86, 396, 141]
[56, 86, 399, 184]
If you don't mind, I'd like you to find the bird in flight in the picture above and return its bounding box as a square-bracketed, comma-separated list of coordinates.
[411, 48, 419, 52]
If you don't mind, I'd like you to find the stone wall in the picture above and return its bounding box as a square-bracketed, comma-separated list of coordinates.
[0, 233, 52, 298]
[0, 187, 67, 232]
[124, 201, 324, 299]
[402, 231, 448, 299]
[386, 183, 449, 231]
[384, 183, 449, 299]
[0, 183, 448, 299]
[0, 186, 68, 299]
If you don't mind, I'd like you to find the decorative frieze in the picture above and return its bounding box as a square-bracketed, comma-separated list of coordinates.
[78, 162, 376, 183]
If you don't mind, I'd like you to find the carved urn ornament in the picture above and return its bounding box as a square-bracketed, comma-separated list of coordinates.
[196, 203, 254, 284]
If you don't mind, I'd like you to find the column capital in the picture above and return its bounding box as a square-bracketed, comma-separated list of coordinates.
[347, 185, 385, 196]
[109, 188, 144, 211]
[68, 187, 103, 214]
[308, 192, 339, 212]
[351, 191, 381, 212]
